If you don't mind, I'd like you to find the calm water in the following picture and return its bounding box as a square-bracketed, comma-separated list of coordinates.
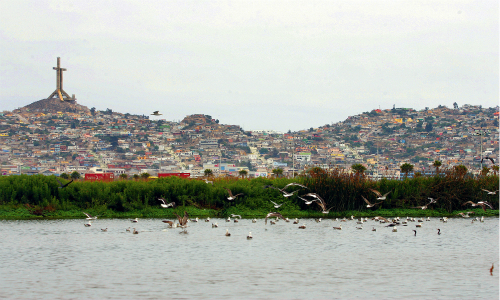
[0, 217, 498, 299]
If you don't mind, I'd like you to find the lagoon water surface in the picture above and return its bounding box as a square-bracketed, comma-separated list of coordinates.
[1, 217, 498, 299]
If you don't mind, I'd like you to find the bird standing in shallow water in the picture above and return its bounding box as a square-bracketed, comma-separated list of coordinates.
[247, 232, 253, 239]
[437, 228, 441, 235]
[225, 229, 231, 237]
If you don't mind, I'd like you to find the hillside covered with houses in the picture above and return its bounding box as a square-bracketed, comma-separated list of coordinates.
[0, 102, 498, 179]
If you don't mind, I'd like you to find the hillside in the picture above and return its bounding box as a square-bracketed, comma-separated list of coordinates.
[0, 103, 498, 178]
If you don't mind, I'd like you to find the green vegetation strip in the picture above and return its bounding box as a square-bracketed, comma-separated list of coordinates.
[0, 172, 498, 220]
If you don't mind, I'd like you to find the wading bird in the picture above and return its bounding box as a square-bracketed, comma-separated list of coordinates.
[84, 221, 92, 227]
[264, 212, 285, 225]
[133, 228, 139, 234]
[463, 201, 494, 211]
[298, 224, 306, 229]
[437, 228, 441, 235]
[131, 218, 139, 223]
[158, 198, 175, 208]
[333, 224, 342, 230]
[101, 228, 108, 232]
[57, 178, 73, 189]
[412, 230, 416, 236]
[247, 232, 253, 239]
[225, 229, 231, 237]
[369, 189, 391, 200]
[224, 188, 243, 201]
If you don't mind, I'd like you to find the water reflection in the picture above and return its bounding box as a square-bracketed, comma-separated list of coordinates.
[0, 217, 498, 299]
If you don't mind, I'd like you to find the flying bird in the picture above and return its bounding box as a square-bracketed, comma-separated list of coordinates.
[481, 189, 498, 195]
[481, 156, 495, 164]
[151, 111, 162, 116]
[83, 212, 99, 220]
[230, 214, 242, 219]
[362, 196, 383, 208]
[301, 193, 331, 213]
[297, 195, 318, 205]
[462, 201, 494, 211]
[175, 211, 190, 228]
[224, 188, 243, 200]
[265, 212, 285, 225]
[457, 212, 475, 218]
[158, 198, 175, 208]
[269, 200, 283, 209]
[412, 197, 438, 210]
[369, 189, 391, 200]
[263, 183, 308, 197]
[162, 220, 176, 228]
[57, 178, 73, 189]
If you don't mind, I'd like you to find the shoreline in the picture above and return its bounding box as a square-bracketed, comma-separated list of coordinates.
[1, 206, 498, 220]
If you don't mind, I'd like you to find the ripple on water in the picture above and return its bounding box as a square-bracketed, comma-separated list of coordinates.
[0, 217, 497, 299]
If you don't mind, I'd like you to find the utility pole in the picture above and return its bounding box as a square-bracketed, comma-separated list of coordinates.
[474, 126, 489, 171]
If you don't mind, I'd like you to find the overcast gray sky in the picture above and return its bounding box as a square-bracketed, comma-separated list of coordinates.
[1, 0, 498, 132]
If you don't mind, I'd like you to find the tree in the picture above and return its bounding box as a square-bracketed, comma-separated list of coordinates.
[400, 163, 414, 179]
[140, 172, 150, 179]
[272, 168, 284, 177]
[70, 171, 81, 180]
[238, 169, 248, 178]
[351, 163, 366, 175]
[491, 165, 499, 176]
[132, 174, 139, 180]
[204, 169, 213, 177]
[90, 107, 96, 116]
[481, 166, 490, 176]
[454, 165, 467, 178]
[433, 160, 442, 175]
[425, 122, 433, 132]
[119, 174, 128, 180]
[60, 173, 70, 179]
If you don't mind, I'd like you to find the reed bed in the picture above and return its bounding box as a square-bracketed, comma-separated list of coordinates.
[0, 171, 497, 219]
